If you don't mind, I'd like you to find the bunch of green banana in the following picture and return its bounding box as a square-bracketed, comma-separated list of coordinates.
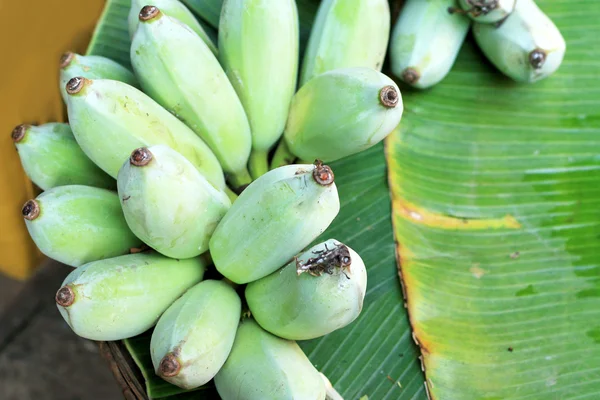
[473, 0, 566, 83]
[151, 280, 241, 389]
[300, 0, 390, 86]
[390, 0, 471, 89]
[180, 0, 222, 28]
[214, 318, 326, 400]
[59, 52, 138, 103]
[127, 0, 217, 55]
[22, 185, 141, 267]
[130, 6, 252, 187]
[284, 67, 403, 163]
[246, 239, 367, 340]
[11, 123, 114, 190]
[456, 0, 516, 23]
[219, 0, 299, 178]
[117, 145, 231, 259]
[55, 252, 206, 340]
[64, 77, 226, 190]
[209, 162, 340, 284]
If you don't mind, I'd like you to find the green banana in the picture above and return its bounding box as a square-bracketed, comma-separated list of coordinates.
[11, 123, 114, 191]
[22, 185, 141, 267]
[59, 52, 137, 104]
[64, 77, 226, 190]
[300, 0, 390, 86]
[180, 0, 222, 28]
[150, 280, 241, 389]
[389, 0, 471, 89]
[55, 252, 206, 341]
[131, 7, 252, 187]
[127, 0, 217, 55]
[246, 239, 367, 340]
[117, 145, 231, 259]
[473, 0, 566, 83]
[214, 318, 326, 400]
[219, 0, 299, 178]
[284, 67, 403, 163]
[209, 162, 340, 284]
[456, 0, 516, 23]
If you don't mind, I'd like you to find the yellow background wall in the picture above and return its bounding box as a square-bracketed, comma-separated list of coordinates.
[0, 0, 105, 279]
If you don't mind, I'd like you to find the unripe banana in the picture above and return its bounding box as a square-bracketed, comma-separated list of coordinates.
[473, 0, 566, 83]
[389, 0, 471, 89]
[246, 239, 367, 340]
[64, 77, 225, 190]
[22, 185, 141, 267]
[180, 0, 222, 28]
[214, 318, 326, 400]
[117, 146, 231, 259]
[11, 123, 114, 191]
[150, 280, 241, 389]
[219, 0, 299, 178]
[209, 162, 340, 284]
[55, 252, 206, 341]
[456, 0, 516, 23]
[131, 7, 252, 187]
[127, 0, 217, 55]
[59, 52, 138, 104]
[284, 68, 403, 163]
[300, 0, 390, 86]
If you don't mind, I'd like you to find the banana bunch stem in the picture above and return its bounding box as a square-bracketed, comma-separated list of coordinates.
[270, 140, 297, 170]
[249, 150, 270, 180]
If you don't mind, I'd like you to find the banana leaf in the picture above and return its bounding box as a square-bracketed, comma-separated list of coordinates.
[85, 0, 600, 399]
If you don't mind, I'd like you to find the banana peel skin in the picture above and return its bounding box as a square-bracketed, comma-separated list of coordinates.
[131, 7, 252, 186]
[473, 0, 566, 83]
[214, 318, 326, 400]
[150, 280, 241, 389]
[22, 185, 141, 268]
[64, 77, 226, 191]
[117, 145, 231, 259]
[209, 162, 340, 284]
[300, 0, 390, 86]
[55, 252, 206, 341]
[11, 123, 115, 191]
[389, 0, 471, 89]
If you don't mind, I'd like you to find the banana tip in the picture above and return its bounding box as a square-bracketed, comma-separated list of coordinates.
[401, 68, 420, 86]
[159, 353, 181, 378]
[380, 85, 400, 108]
[22, 199, 40, 221]
[11, 124, 28, 143]
[66, 77, 86, 95]
[313, 160, 335, 186]
[60, 52, 75, 69]
[130, 147, 153, 166]
[529, 49, 547, 69]
[139, 5, 161, 21]
[55, 286, 75, 307]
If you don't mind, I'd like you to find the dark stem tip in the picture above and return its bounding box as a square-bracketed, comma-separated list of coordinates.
[380, 85, 400, 108]
[159, 353, 181, 378]
[66, 77, 86, 95]
[55, 286, 75, 307]
[22, 199, 40, 221]
[313, 160, 335, 186]
[60, 52, 75, 69]
[11, 124, 28, 143]
[139, 5, 161, 21]
[529, 49, 547, 69]
[401, 68, 420, 85]
[130, 147, 153, 166]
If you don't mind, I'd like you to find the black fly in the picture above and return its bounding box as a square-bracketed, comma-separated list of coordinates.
[296, 242, 352, 279]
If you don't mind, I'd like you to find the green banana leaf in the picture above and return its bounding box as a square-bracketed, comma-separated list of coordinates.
[388, 1, 600, 399]
[85, 0, 600, 399]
